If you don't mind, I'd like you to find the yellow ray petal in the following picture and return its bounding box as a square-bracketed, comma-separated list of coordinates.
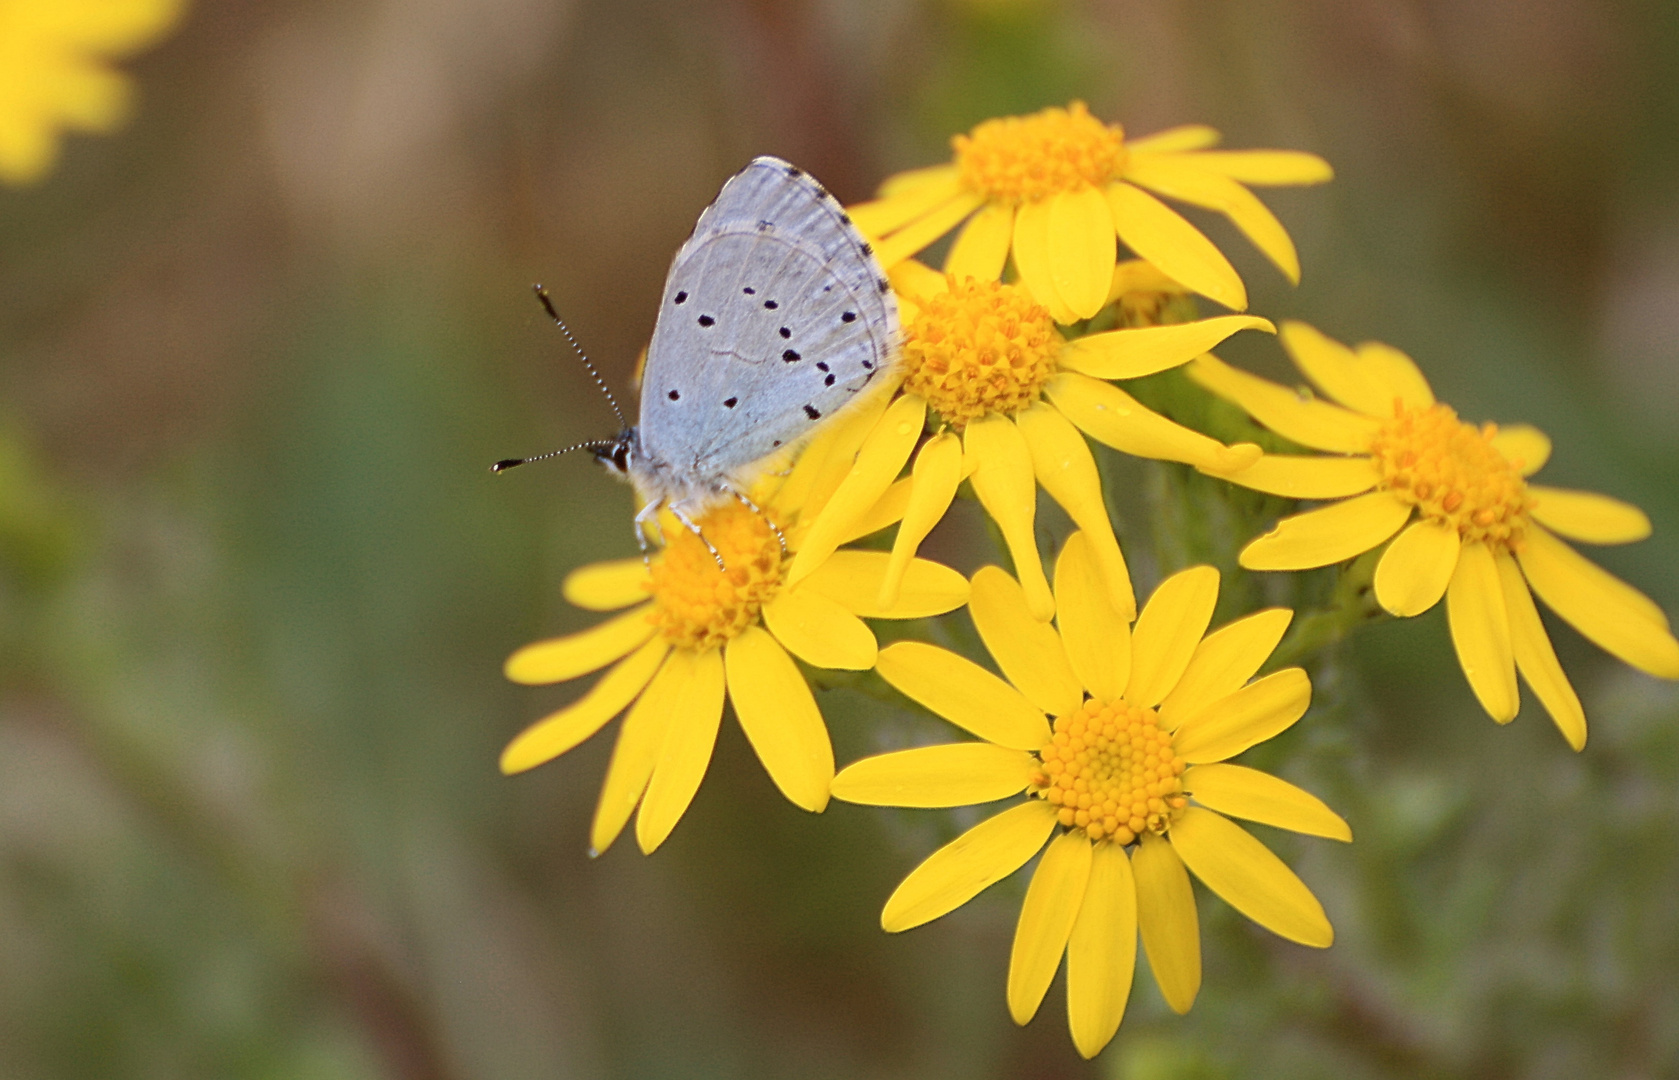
[971, 565, 1084, 717]
[1171, 668, 1313, 763]
[1239, 491, 1413, 571]
[1184, 763, 1350, 841]
[876, 641, 1053, 750]
[505, 604, 658, 685]
[1059, 315, 1275, 380]
[874, 191, 987, 270]
[888, 258, 951, 305]
[1355, 341, 1434, 410]
[830, 743, 1039, 808]
[1186, 354, 1380, 454]
[1047, 186, 1118, 319]
[635, 648, 726, 853]
[761, 588, 877, 670]
[1108, 181, 1247, 311]
[1494, 553, 1585, 749]
[802, 550, 971, 619]
[880, 431, 963, 608]
[848, 170, 964, 238]
[1121, 156, 1301, 282]
[500, 637, 669, 775]
[1126, 125, 1222, 154]
[1178, 149, 1334, 185]
[1012, 197, 1080, 324]
[1008, 831, 1093, 1025]
[1107, 258, 1189, 304]
[1169, 806, 1332, 947]
[1017, 403, 1135, 617]
[1157, 608, 1294, 731]
[774, 385, 895, 518]
[725, 626, 835, 812]
[1066, 841, 1137, 1058]
[1373, 518, 1462, 617]
[882, 801, 1058, 932]
[1518, 526, 1679, 678]
[838, 476, 911, 544]
[1204, 454, 1378, 499]
[1446, 541, 1518, 722]
[788, 393, 925, 586]
[1132, 832, 1200, 1013]
[944, 201, 1015, 283]
[1047, 371, 1262, 473]
[1278, 321, 1397, 417]
[1054, 531, 1132, 702]
[966, 416, 1055, 621]
[590, 650, 684, 855]
[562, 558, 650, 611]
[1488, 423, 1551, 476]
[877, 163, 963, 199]
[1528, 486, 1652, 545]
[1127, 565, 1221, 708]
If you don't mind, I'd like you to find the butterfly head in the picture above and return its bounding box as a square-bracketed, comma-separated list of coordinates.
[591, 428, 636, 477]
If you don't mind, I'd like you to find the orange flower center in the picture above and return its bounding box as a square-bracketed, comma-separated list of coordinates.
[1032, 698, 1188, 844]
[954, 101, 1128, 204]
[645, 501, 785, 651]
[1369, 403, 1532, 549]
[901, 277, 1061, 426]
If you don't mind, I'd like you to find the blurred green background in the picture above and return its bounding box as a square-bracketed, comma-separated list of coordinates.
[2, 0, 1678, 1077]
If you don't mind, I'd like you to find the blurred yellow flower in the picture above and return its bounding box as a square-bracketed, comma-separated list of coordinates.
[0, 0, 185, 185]
[1194, 321, 1679, 747]
[502, 394, 970, 855]
[832, 537, 1347, 1058]
[849, 102, 1333, 321]
[782, 260, 1268, 624]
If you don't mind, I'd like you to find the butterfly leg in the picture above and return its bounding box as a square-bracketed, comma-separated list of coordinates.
[633, 499, 664, 568]
[669, 502, 727, 570]
[727, 486, 788, 557]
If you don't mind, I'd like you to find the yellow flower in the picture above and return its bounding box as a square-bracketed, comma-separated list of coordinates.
[848, 102, 1333, 322]
[0, 0, 185, 185]
[502, 395, 970, 855]
[832, 535, 1348, 1058]
[782, 260, 1269, 624]
[1193, 321, 1679, 748]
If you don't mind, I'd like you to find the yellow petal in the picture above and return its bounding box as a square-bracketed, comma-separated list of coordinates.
[830, 743, 1039, 808]
[1239, 491, 1412, 571]
[1012, 197, 1081, 324]
[971, 565, 1084, 717]
[882, 801, 1058, 932]
[1179, 149, 1334, 186]
[725, 626, 835, 811]
[1205, 454, 1378, 499]
[802, 549, 970, 619]
[505, 604, 658, 685]
[1355, 341, 1434, 410]
[1373, 518, 1462, 617]
[761, 588, 878, 670]
[1047, 371, 1262, 473]
[1186, 353, 1380, 454]
[944, 201, 1015, 283]
[1108, 181, 1247, 311]
[848, 170, 964, 237]
[1046, 186, 1118, 319]
[1184, 763, 1350, 841]
[775, 385, 895, 520]
[500, 637, 669, 775]
[1017, 403, 1135, 617]
[880, 431, 963, 608]
[1107, 258, 1189, 304]
[839, 477, 911, 545]
[875, 641, 1052, 750]
[562, 558, 650, 611]
[590, 649, 684, 855]
[1126, 125, 1222, 154]
[635, 648, 726, 853]
[1122, 155, 1301, 282]
[877, 162, 963, 199]
[1496, 552, 1586, 750]
[1054, 531, 1132, 702]
[1171, 668, 1313, 764]
[874, 190, 987, 270]
[1007, 832, 1093, 1025]
[1131, 833, 1200, 1013]
[1278, 321, 1401, 417]
[1169, 806, 1333, 947]
[1066, 841, 1137, 1058]
[1446, 541, 1518, 722]
[1127, 565, 1221, 708]
[1518, 526, 1679, 678]
[788, 393, 925, 586]
[1157, 608, 1294, 731]
[1488, 424, 1551, 476]
[1060, 315, 1275, 381]
[1529, 486, 1652, 545]
[888, 258, 951, 304]
[965, 416, 1055, 621]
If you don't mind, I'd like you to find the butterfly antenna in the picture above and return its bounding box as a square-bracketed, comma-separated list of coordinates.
[533, 285, 628, 429]
[490, 440, 613, 474]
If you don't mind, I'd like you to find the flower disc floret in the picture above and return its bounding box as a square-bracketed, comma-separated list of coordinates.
[900, 277, 1061, 425]
[1032, 698, 1187, 844]
[646, 501, 784, 651]
[1369, 403, 1532, 549]
[954, 101, 1127, 204]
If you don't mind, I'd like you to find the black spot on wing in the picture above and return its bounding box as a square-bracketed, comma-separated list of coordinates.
[723, 397, 737, 408]
[743, 286, 755, 294]
[804, 404, 821, 420]
[698, 315, 714, 327]
[841, 311, 856, 322]
[674, 291, 688, 304]
[779, 327, 791, 339]
[824, 373, 836, 386]
[764, 299, 779, 310]
[782, 349, 800, 362]
[668, 389, 680, 400]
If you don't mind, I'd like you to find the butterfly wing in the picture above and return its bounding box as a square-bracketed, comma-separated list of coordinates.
[638, 157, 899, 485]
